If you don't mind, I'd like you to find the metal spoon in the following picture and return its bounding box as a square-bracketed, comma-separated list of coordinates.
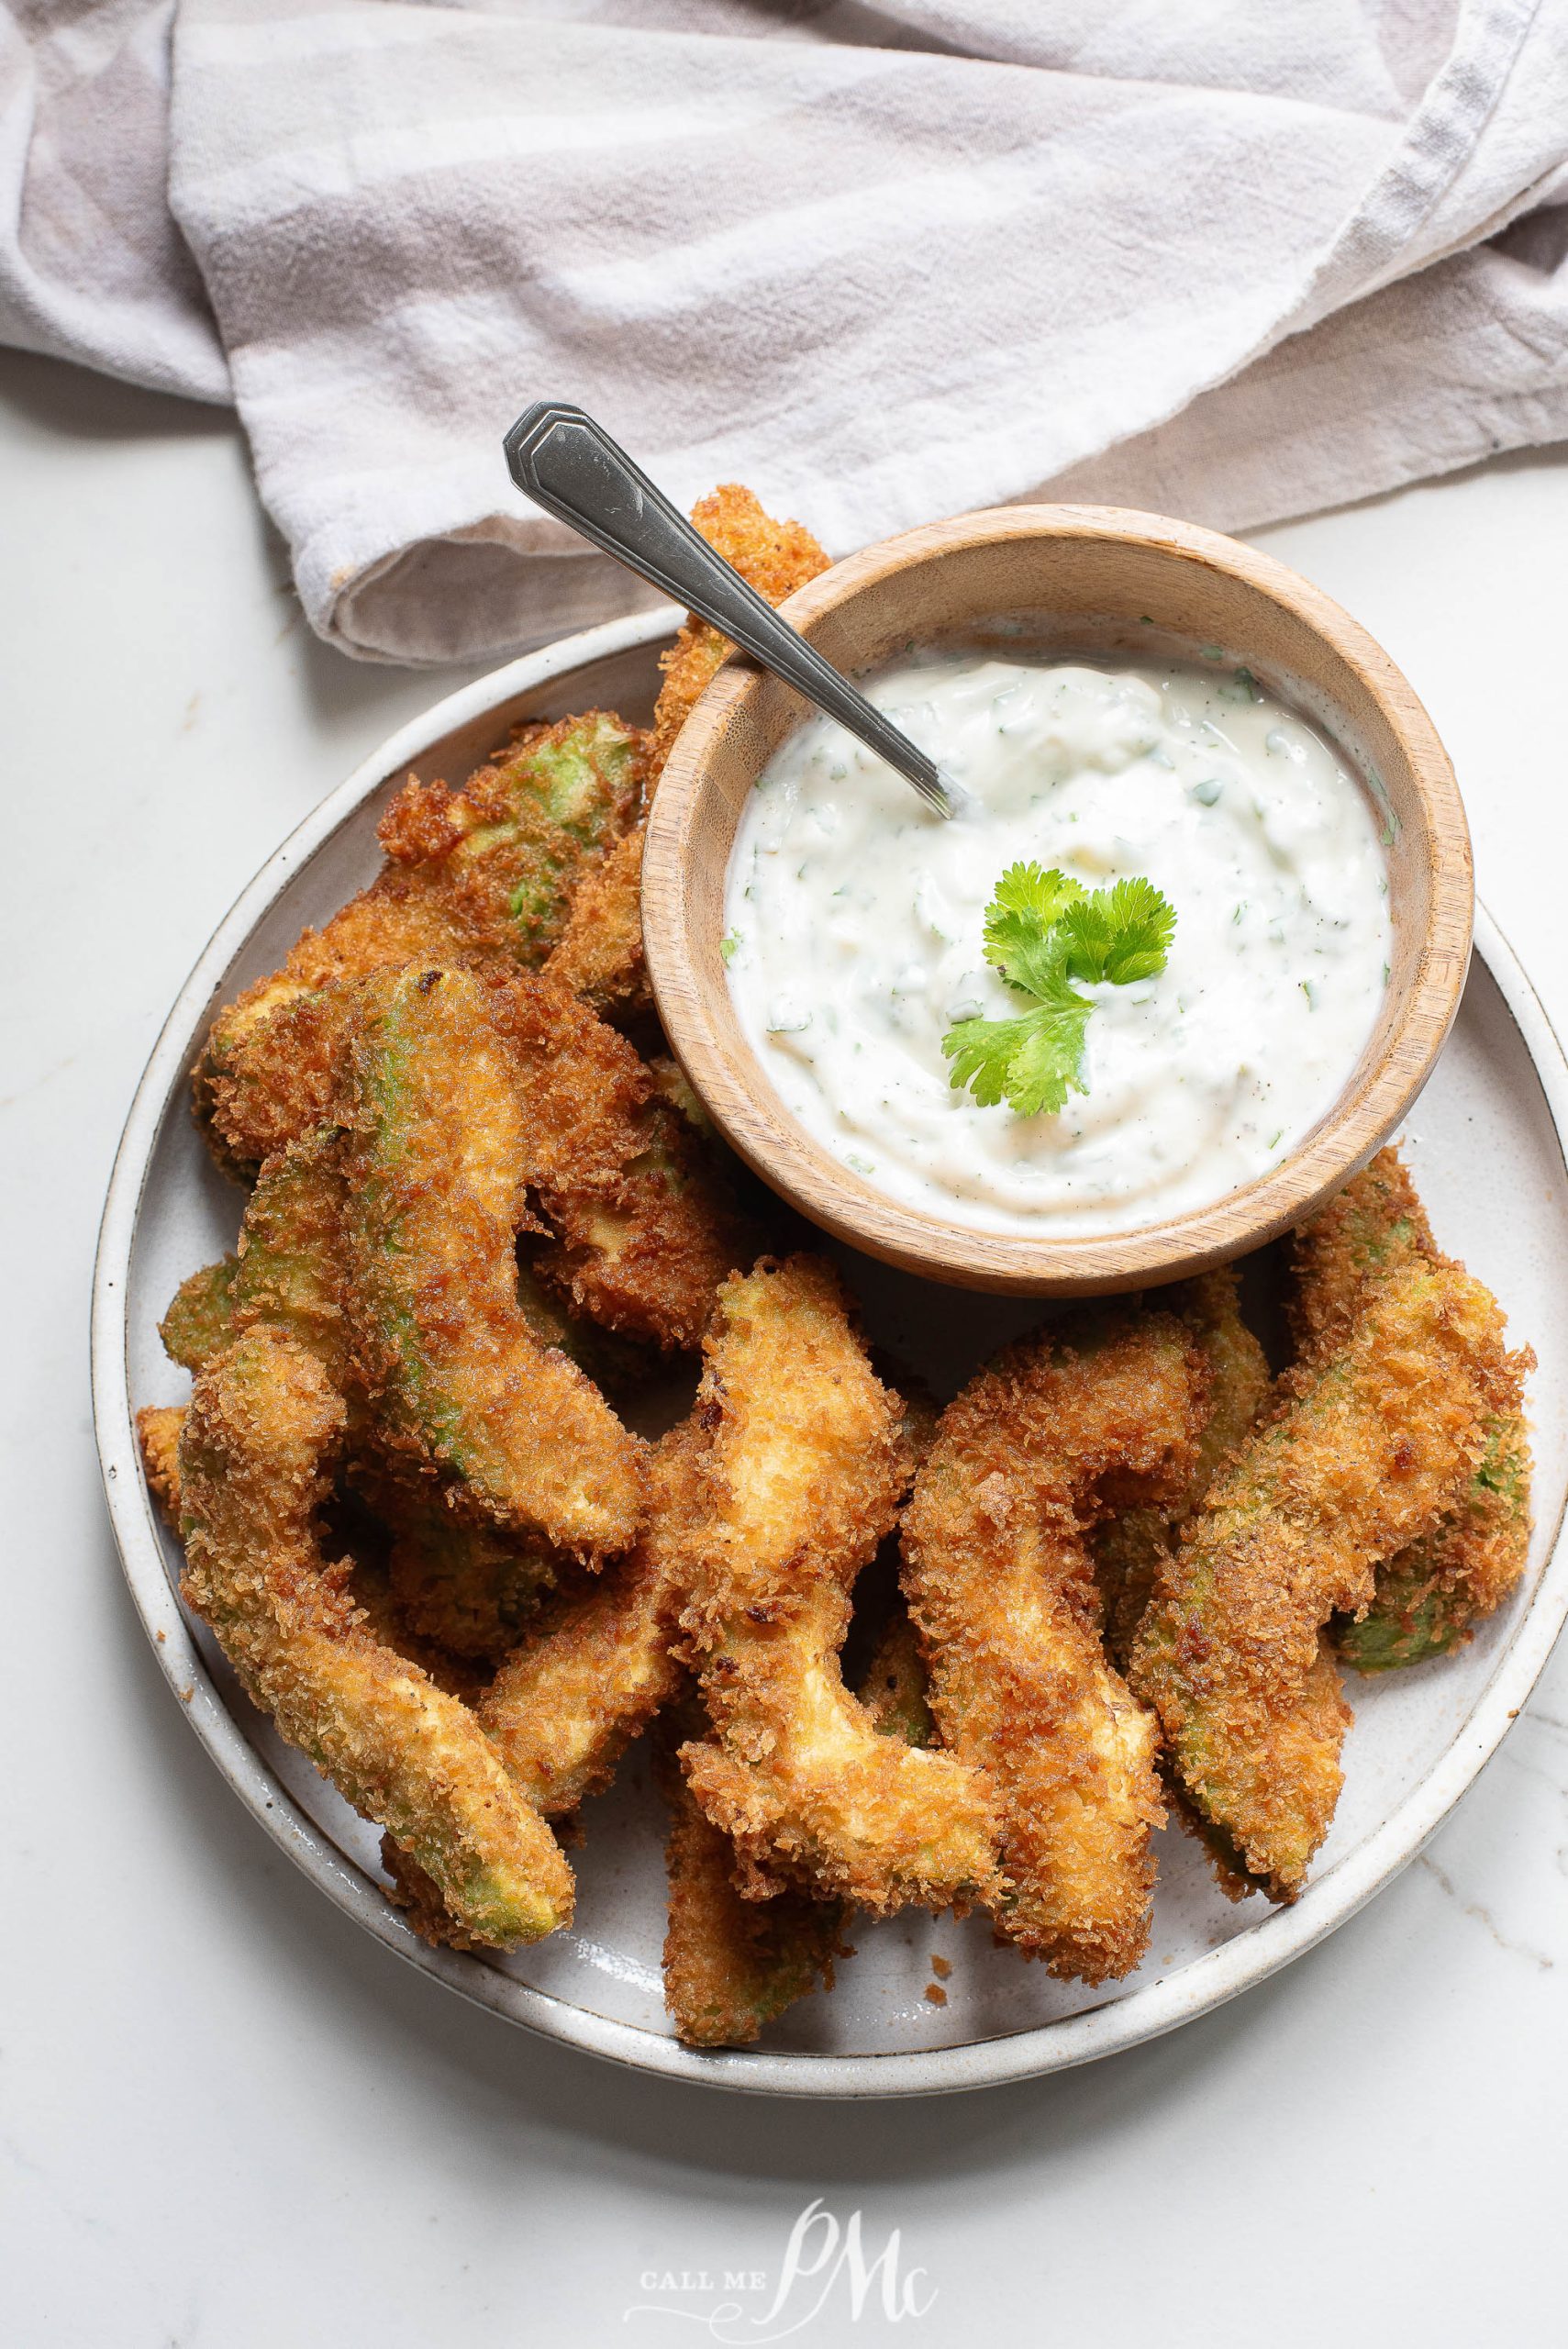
[503, 401, 955, 818]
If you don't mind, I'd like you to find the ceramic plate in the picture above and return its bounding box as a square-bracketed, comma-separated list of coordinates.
[94, 611, 1568, 2097]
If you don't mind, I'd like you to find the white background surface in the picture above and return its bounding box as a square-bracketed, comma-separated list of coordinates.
[3, 345, 1565, 2348]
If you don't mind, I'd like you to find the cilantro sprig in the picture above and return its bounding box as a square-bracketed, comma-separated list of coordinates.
[941, 863, 1176, 1117]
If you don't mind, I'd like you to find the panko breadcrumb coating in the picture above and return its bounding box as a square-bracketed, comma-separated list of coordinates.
[545, 484, 830, 1025]
[658, 1698, 850, 2050]
[674, 1257, 997, 1917]
[180, 1326, 573, 1947]
[161, 1128, 349, 1388]
[376, 709, 645, 963]
[1095, 1268, 1270, 1669]
[659, 1580, 951, 2047]
[1286, 1146, 1434, 1367]
[477, 1424, 697, 1816]
[857, 1605, 935, 1749]
[1289, 1150, 1534, 1671]
[339, 963, 647, 1560]
[137, 1403, 185, 1529]
[648, 484, 830, 782]
[194, 711, 644, 1174]
[140, 480, 1542, 2009]
[194, 894, 472, 1177]
[383, 1427, 699, 1952]
[903, 1311, 1207, 1982]
[381, 1497, 558, 1664]
[480, 965, 760, 1351]
[1131, 1251, 1519, 1899]
[542, 825, 649, 1022]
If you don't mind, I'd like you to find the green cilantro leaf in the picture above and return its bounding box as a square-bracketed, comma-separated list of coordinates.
[1057, 875, 1177, 986]
[940, 864, 1176, 1119]
[982, 861, 1085, 1000]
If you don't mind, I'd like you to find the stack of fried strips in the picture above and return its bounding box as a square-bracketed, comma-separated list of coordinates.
[138, 491, 1534, 2046]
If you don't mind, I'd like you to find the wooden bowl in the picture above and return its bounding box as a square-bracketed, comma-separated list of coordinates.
[641, 505, 1473, 1295]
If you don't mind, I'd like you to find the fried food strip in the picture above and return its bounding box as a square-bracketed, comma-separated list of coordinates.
[478, 1480, 688, 1816]
[347, 1232, 657, 1660]
[138, 1399, 492, 1711]
[857, 1604, 935, 1748]
[384, 1426, 699, 1950]
[658, 1702, 850, 2050]
[160, 1258, 240, 1373]
[482, 968, 758, 1351]
[179, 1326, 573, 1947]
[1130, 1253, 1516, 1899]
[137, 1403, 185, 1528]
[380, 1498, 557, 1663]
[903, 1313, 1205, 1981]
[659, 1409, 937, 2050]
[195, 711, 644, 1171]
[192, 953, 749, 1361]
[339, 1552, 489, 1709]
[1095, 1268, 1271, 1669]
[1290, 1152, 1533, 1671]
[660, 1585, 943, 2049]
[232, 1126, 349, 1369]
[649, 486, 830, 782]
[162, 1125, 655, 1667]
[541, 825, 648, 1020]
[545, 486, 829, 1022]
[339, 963, 647, 1558]
[161, 1129, 350, 1387]
[675, 1257, 997, 1916]
[195, 893, 473, 1176]
[1336, 1409, 1533, 1669]
[1287, 1147, 1433, 1366]
[377, 709, 645, 963]
[160, 1136, 601, 1662]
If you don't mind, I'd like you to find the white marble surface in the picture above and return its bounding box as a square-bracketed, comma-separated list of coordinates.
[2, 345, 1565, 2347]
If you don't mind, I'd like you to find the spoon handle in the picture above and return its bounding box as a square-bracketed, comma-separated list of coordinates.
[504, 401, 951, 817]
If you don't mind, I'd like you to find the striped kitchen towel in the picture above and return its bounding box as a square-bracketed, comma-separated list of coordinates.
[3, 0, 1567, 663]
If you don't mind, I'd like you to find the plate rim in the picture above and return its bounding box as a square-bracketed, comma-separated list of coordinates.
[92, 612, 1568, 2099]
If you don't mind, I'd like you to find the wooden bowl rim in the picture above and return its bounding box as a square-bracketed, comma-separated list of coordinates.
[642, 502, 1473, 1293]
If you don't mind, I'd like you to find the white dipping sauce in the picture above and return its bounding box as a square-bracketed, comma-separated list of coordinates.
[722, 651, 1394, 1237]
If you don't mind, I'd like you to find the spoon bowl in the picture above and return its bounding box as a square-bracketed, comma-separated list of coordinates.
[641, 504, 1473, 1295]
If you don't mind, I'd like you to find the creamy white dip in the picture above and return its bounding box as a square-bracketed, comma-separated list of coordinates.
[722, 651, 1393, 1238]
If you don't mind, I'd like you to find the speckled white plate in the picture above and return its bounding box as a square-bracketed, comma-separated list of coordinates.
[93, 610, 1568, 2098]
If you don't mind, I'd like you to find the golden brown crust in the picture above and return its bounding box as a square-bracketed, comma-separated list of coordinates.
[543, 824, 650, 1020]
[1288, 1146, 1436, 1367]
[857, 1606, 934, 1749]
[477, 1426, 696, 1817]
[903, 1311, 1207, 1982]
[1131, 1253, 1518, 1899]
[657, 1706, 848, 2049]
[481, 965, 759, 1351]
[673, 1257, 998, 1915]
[387, 1427, 702, 1951]
[137, 1404, 186, 1530]
[540, 487, 830, 1030]
[193, 887, 474, 1174]
[648, 486, 830, 784]
[376, 711, 646, 963]
[1095, 1268, 1271, 1669]
[180, 1326, 573, 1946]
[195, 713, 644, 1174]
[381, 1503, 558, 1664]
[337, 964, 649, 1560]
[1288, 1151, 1534, 1671]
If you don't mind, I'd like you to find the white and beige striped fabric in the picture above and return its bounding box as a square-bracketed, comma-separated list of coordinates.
[4, 0, 1567, 663]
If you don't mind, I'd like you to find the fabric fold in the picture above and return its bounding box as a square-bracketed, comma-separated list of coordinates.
[3, 0, 1566, 663]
